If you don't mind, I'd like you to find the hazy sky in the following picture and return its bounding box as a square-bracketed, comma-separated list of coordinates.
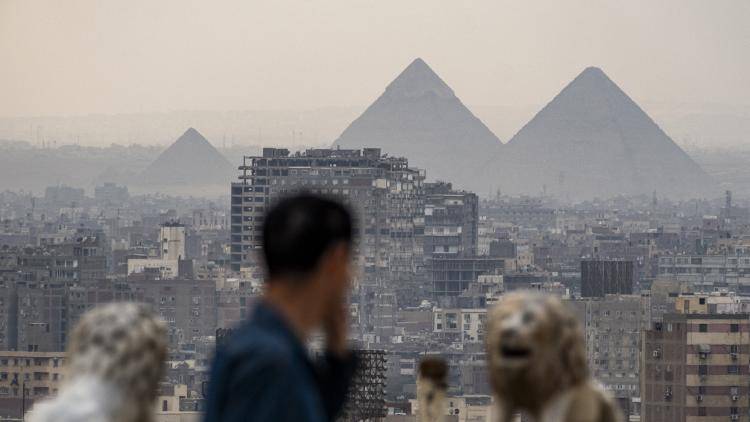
[2, 0, 749, 117]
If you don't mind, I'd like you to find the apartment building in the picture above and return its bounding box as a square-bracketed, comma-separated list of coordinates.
[424, 182, 478, 258]
[568, 294, 643, 416]
[581, 258, 634, 298]
[229, 148, 425, 276]
[433, 308, 487, 343]
[229, 148, 426, 340]
[132, 279, 217, 348]
[642, 313, 750, 422]
[658, 254, 750, 292]
[0, 351, 66, 419]
[430, 256, 504, 299]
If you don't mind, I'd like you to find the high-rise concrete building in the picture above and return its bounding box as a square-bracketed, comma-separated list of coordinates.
[132, 279, 217, 348]
[13, 235, 108, 285]
[160, 222, 186, 261]
[581, 259, 634, 298]
[424, 182, 478, 259]
[568, 294, 644, 417]
[430, 256, 504, 299]
[230, 147, 426, 341]
[43, 185, 85, 204]
[0, 278, 18, 350]
[15, 282, 67, 352]
[0, 351, 66, 419]
[658, 254, 750, 293]
[642, 313, 750, 422]
[230, 148, 425, 274]
[94, 183, 129, 205]
[127, 222, 187, 279]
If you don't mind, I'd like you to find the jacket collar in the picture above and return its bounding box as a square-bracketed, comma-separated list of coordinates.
[251, 301, 313, 363]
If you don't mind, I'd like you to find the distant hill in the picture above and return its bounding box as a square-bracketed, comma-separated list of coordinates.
[492, 67, 717, 200]
[136, 128, 235, 189]
[332, 58, 503, 192]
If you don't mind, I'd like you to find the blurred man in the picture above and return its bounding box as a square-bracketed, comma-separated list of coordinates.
[204, 194, 357, 422]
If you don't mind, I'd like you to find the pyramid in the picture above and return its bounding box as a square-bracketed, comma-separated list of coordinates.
[138, 128, 234, 186]
[494, 67, 716, 200]
[332, 58, 503, 191]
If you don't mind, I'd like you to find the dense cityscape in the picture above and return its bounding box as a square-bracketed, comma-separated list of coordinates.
[0, 60, 748, 422]
[2, 2, 750, 421]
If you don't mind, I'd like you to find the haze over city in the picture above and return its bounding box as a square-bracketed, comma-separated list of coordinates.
[3, 2, 750, 422]
[2, 0, 750, 147]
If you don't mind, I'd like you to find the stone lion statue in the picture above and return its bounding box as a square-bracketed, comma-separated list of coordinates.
[27, 303, 167, 422]
[486, 292, 622, 422]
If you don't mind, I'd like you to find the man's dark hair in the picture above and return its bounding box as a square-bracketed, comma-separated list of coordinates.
[262, 194, 354, 280]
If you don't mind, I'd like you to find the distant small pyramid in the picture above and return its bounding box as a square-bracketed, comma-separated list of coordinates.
[494, 66, 716, 200]
[138, 128, 234, 186]
[332, 58, 502, 191]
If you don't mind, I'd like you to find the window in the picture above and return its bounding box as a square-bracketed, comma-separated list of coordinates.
[731, 324, 739, 333]
[699, 324, 708, 332]
[727, 365, 739, 374]
[698, 407, 706, 416]
[446, 314, 457, 330]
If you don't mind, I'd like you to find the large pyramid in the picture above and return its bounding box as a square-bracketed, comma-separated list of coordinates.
[138, 128, 234, 186]
[494, 67, 716, 200]
[332, 58, 502, 192]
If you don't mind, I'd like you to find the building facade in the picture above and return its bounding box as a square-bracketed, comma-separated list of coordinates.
[568, 294, 643, 416]
[423, 182, 478, 258]
[0, 351, 66, 419]
[430, 257, 504, 299]
[642, 313, 750, 422]
[230, 148, 425, 275]
[229, 148, 426, 340]
[581, 259, 634, 298]
[658, 254, 750, 293]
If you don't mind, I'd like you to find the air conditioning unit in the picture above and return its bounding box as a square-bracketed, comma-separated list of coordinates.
[699, 352, 708, 360]
[653, 350, 661, 358]
[731, 415, 739, 421]
[697, 395, 704, 402]
[732, 395, 739, 401]
[731, 352, 738, 361]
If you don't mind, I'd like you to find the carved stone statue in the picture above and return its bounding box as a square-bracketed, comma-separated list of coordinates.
[486, 292, 622, 422]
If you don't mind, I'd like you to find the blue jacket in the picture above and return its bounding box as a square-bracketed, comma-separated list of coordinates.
[203, 302, 357, 422]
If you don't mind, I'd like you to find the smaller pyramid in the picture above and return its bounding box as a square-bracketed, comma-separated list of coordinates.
[332, 58, 502, 191]
[138, 128, 234, 186]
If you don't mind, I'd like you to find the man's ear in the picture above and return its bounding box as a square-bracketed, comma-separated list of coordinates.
[319, 242, 349, 274]
[329, 242, 350, 266]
